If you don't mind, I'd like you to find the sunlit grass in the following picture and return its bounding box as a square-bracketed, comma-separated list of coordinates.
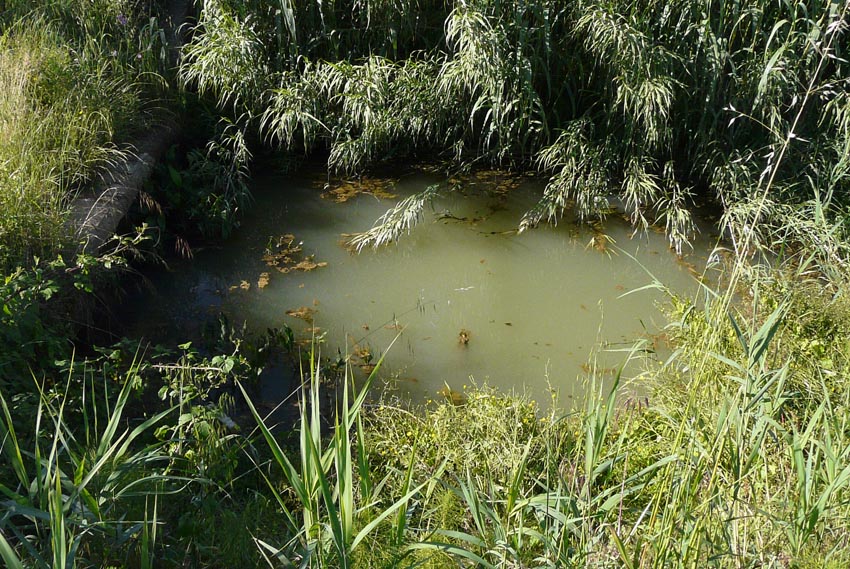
[0, 28, 80, 268]
[0, 3, 166, 270]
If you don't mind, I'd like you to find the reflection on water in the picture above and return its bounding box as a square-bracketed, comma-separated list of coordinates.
[126, 167, 714, 405]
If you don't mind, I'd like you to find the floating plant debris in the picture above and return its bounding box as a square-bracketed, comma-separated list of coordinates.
[319, 176, 398, 203]
[437, 385, 466, 405]
[353, 344, 372, 363]
[262, 234, 300, 267]
[289, 258, 328, 272]
[228, 280, 251, 292]
[580, 363, 619, 376]
[286, 306, 316, 322]
[262, 233, 328, 274]
[436, 211, 488, 225]
[448, 169, 524, 197]
[587, 232, 615, 254]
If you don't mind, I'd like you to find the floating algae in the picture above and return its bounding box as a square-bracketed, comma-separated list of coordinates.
[261, 233, 328, 283]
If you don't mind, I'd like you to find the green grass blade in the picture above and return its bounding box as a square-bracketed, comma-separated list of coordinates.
[355, 408, 372, 503]
[351, 475, 437, 551]
[748, 302, 786, 368]
[50, 467, 67, 569]
[607, 526, 637, 569]
[95, 364, 138, 458]
[70, 405, 175, 507]
[304, 426, 346, 565]
[236, 380, 309, 505]
[0, 530, 24, 569]
[0, 392, 27, 488]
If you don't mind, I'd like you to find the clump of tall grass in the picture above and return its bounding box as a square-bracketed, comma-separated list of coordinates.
[619, 268, 850, 566]
[0, 3, 168, 270]
[179, 0, 268, 114]
[0, 321, 286, 567]
[239, 343, 444, 567]
[0, 360, 176, 568]
[0, 28, 106, 268]
[365, 384, 547, 486]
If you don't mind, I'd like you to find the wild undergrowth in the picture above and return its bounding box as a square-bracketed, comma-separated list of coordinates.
[0, 1, 169, 270]
[7, 264, 850, 567]
[0, 281, 289, 567]
[137, 116, 254, 250]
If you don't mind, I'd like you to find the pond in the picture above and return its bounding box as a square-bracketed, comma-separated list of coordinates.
[125, 165, 715, 407]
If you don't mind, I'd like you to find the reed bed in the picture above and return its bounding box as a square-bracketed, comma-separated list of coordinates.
[181, 0, 850, 259]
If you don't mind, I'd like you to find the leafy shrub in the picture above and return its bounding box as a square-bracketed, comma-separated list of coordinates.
[142, 120, 253, 242]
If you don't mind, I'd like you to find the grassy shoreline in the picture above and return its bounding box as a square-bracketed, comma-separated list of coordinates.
[0, 1, 172, 270]
[4, 258, 850, 567]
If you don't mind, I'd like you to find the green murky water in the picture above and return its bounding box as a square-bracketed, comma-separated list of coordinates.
[128, 167, 714, 405]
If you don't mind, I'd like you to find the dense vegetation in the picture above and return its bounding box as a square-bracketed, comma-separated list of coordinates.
[0, 0, 171, 270]
[3, 0, 850, 567]
[179, 0, 850, 259]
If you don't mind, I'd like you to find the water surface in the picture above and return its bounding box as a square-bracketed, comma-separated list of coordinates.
[129, 167, 712, 405]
